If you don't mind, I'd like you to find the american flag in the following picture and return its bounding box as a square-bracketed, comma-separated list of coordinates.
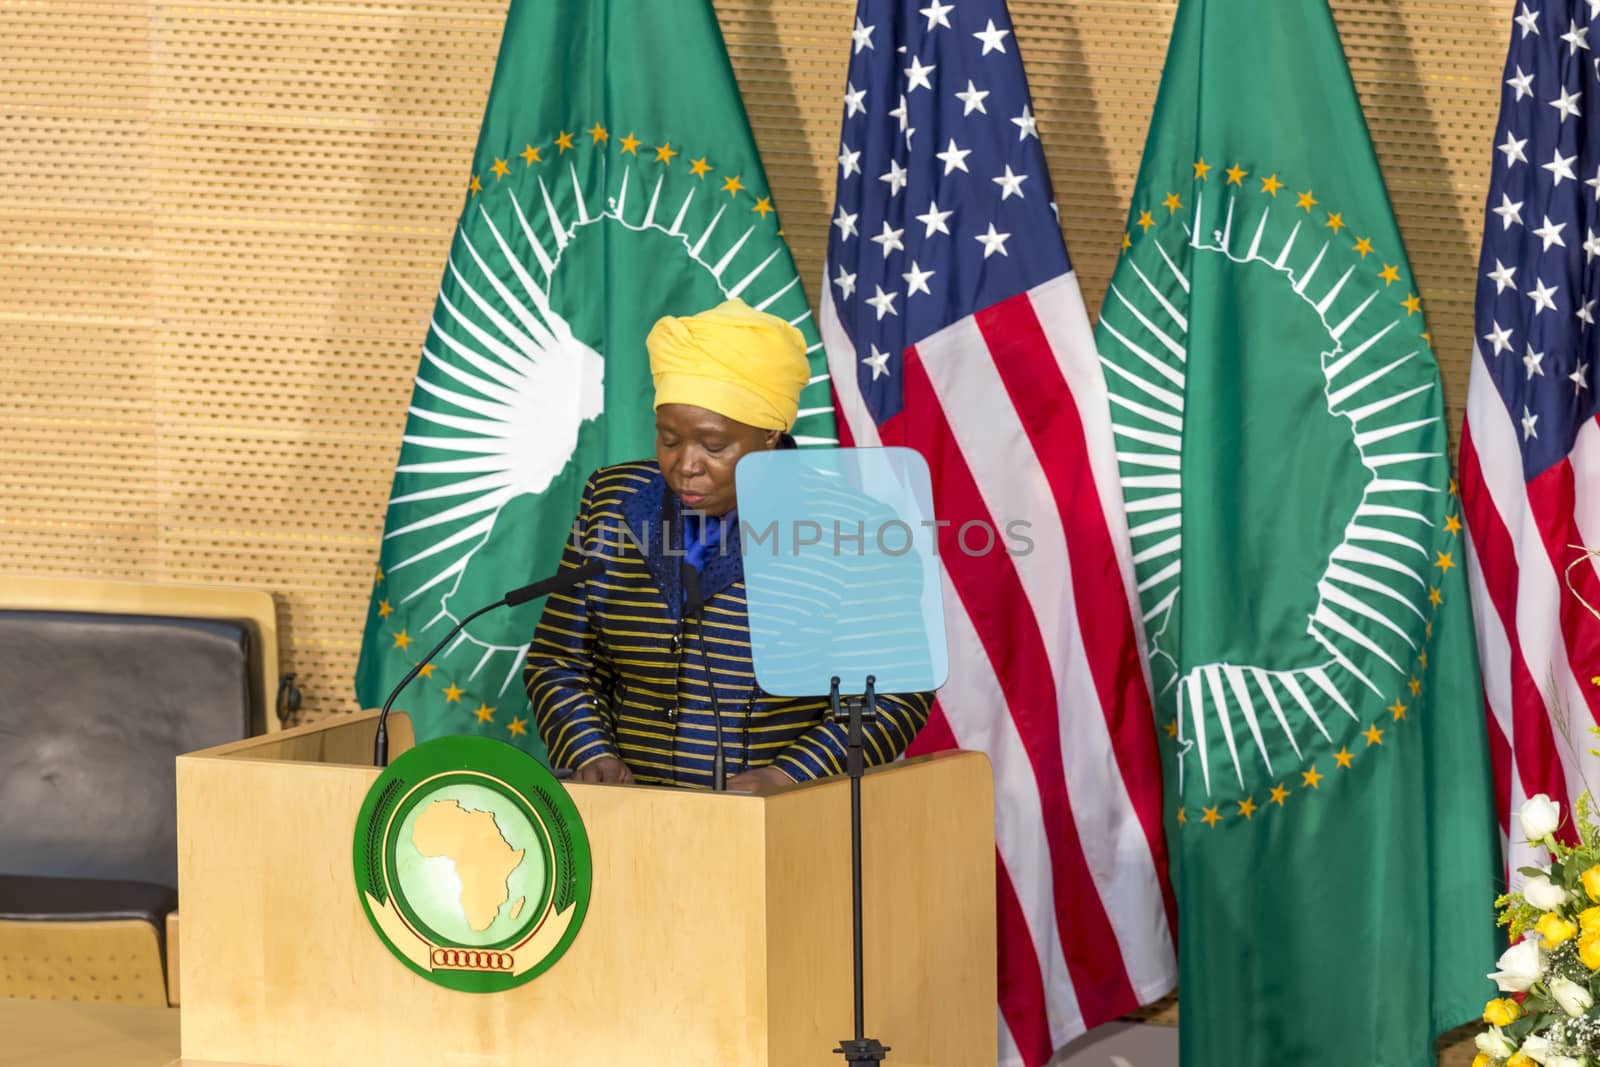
[1463, 0, 1600, 876]
[819, 1, 1177, 1060]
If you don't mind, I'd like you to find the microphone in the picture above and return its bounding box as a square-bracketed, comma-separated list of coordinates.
[373, 556, 605, 766]
[680, 561, 727, 792]
[503, 559, 604, 606]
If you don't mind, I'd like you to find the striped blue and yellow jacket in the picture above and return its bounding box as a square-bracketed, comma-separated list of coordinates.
[523, 460, 932, 788]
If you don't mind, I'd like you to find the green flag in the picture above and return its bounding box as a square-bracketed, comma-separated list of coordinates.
[1095, 2, 1499, 1063]
[354, 0, 834, 756]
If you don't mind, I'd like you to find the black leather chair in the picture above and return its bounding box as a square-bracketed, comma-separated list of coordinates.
[0, 577, 281, 1007]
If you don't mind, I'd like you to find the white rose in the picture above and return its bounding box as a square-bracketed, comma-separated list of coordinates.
[1525, 867, 1572, 910]
[1477, 1028, 1518, 1060]
[1519, 1034, 1553, 1063]
[1522, 794, 1563, 841]
[1489, 937, 1547, 992]
[1551, 976, 1594, 1018]
[1545, 1057, 1584, 1067]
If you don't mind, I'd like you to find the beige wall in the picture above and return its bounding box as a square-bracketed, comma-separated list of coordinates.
[0, 0, 1512, 721]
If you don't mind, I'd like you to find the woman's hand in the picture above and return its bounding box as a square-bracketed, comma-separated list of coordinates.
[574, 756, 634, 784]
[724, 765, 794, 794]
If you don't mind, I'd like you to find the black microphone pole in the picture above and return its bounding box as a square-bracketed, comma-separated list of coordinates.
[679, 562, 727, 791]
[372, 557, 604, 766]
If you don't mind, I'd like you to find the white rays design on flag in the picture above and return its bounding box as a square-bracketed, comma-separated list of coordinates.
[386, 161, 827, 695]
[1101, 188, 1439, 795]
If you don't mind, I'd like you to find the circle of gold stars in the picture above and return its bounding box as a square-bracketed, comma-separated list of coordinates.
[1123, 157, 1434, 351]
[466, 123, 780, 227]
[1133, 159, 1454, 830]
[400, 124, 788, 742]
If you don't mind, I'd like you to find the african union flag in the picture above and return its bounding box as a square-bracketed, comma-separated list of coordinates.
[1095, 1, 1499, 1065]
[355, 0, 834, 756]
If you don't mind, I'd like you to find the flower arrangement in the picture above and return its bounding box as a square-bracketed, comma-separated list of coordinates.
[1478, 793, 1600, 1067]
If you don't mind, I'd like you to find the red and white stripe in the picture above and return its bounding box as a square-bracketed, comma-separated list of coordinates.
[1461, 341, 1600, 876]
[824, 271, 1178, 1064]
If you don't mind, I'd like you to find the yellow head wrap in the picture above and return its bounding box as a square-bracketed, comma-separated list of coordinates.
[645, 297, 810, 431]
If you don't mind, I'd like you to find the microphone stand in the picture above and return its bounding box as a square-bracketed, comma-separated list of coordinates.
[680, 562, 727, 791]
[831, 673, 888, 1065]
[374, 599, 501, 767]
[372, 558, 603, 766]
[700, 612, 728, 792]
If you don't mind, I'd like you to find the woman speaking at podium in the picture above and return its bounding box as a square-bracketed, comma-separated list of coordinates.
[523, 298, 931, 792]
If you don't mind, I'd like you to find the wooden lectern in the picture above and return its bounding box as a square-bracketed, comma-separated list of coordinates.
[175, 712, 997, 1067]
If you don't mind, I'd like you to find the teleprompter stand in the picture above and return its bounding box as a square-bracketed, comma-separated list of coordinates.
[829, 673, 890, 1065]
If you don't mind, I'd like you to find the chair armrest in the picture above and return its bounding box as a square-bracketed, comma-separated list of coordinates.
[0, 874, 176, 925]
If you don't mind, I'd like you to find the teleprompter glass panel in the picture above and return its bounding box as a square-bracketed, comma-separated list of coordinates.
[735, 447, 948, 697]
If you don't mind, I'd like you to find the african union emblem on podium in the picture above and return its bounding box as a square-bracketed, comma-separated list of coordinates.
[523, 297, 933, 791]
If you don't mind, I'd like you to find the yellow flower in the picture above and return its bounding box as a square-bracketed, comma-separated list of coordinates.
[1537, 910, 1578, 948]
[1581, 905, 1600, 934]
[1471, 1056, 1490, 1067]
[1583, 864, 1600, 903]
[1581, 931, 1600, 970]
[1482, 997, 1521, 1026]
[1507, 1055, 1536, 1067]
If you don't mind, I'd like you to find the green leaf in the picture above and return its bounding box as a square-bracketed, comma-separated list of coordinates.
[1504, 1013, 1538, 1042]
[1562, 862, 1582, 890]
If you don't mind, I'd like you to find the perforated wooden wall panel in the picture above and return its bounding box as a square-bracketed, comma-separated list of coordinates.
[0, 0, 1514, 722]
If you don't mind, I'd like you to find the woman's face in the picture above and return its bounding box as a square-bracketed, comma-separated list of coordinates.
[655, 403, 779, 517]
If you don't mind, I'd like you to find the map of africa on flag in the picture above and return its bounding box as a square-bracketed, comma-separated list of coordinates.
[354, 0, 835, 756]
